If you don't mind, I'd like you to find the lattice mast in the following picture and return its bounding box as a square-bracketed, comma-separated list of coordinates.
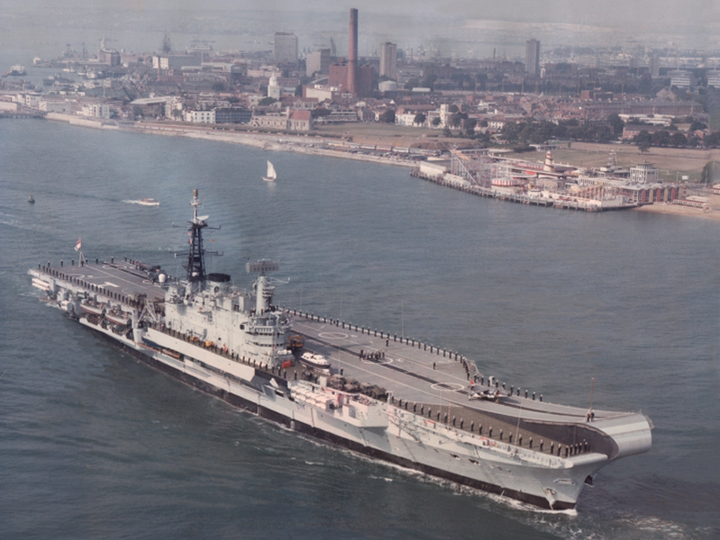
[183, 189, 221, 294]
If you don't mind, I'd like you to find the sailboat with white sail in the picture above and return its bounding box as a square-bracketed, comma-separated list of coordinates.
[263, 161, 277, 182]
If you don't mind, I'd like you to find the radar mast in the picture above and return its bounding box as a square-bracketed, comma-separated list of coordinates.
[182, 189, 221, 294]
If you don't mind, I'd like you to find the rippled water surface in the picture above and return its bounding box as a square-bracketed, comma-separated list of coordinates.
[1, 120, 718, 539]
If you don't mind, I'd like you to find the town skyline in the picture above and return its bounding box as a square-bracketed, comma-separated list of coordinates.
[2, 1, 720, 63]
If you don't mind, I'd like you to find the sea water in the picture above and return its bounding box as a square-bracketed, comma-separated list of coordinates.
[0, 120, 718, 539]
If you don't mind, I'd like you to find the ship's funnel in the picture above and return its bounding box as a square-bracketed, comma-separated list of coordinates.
[247, 260, 280, 313]
[256, 274, 268, 312]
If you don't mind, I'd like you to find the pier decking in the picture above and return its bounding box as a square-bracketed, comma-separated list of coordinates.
[410, 168, 638, 212]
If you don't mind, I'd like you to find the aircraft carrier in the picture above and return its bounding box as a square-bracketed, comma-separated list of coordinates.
[28, 189, 653, 510]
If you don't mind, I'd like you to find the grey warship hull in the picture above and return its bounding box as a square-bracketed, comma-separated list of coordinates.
[29, 190, 652, 510]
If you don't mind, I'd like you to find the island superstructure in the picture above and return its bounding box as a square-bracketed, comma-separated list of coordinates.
[28, 189, 653, 510]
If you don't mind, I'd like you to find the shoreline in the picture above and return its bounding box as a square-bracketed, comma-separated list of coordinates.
[43, 113, 720, 221]
[45, 113, 419, 170]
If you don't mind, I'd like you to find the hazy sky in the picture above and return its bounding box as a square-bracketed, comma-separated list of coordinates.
[6, 0, 720, 31]
[2, 0, 720, 62]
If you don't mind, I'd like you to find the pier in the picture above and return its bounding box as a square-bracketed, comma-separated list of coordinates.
[410, 168, 638, 212]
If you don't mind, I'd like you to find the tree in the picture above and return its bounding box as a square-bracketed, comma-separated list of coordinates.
[212, 82, 226, 92]
[431, 117, 441, 127]
[669, 132, 688, 147]
[379, 109, 395, 123]
[638, 73, 653, 94]
[420, 73, 437, 90]
[404, 78, 419, 90]
[475, 72, 488, 91]
[464, 118, 477, 137]
[258, 97, 276, 106]
[651, 130, 671, 146]
[311, 107, 331, 119]
[704, 131, 720, 148]
[413, 113, 426, 126]
[448, 112, 463, 128]
[448, 104, 459, 114]
[700, 162, 715, 185]
[607, 113, 625, 136]
[634, 130, 652, 151]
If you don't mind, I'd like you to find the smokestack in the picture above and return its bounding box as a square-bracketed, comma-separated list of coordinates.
[348, 8, 358, 96]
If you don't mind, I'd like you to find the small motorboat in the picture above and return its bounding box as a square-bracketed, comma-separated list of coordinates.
[138, 198, 160, 206]
[106, 309, 129, 325]
[28, 194, 35, 204]
[300, 352, 331, 371]
[80, 300, 105, 316]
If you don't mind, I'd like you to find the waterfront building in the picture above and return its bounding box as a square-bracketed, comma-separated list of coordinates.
[306, 49, 332, 77]
[250, 113, 288, 130]
[329, 63, 374, 97]
[214, 107, 252, 124]
[303, 84, 344, 101]
[378, 80, 398, 93]
[621, 183, 679, 205]
[273, 32, 298, 67]
[380, 42, 397, 80]
[395, 113, 419, 127]
[81, 103, 110, 119]
[669, 70, 696, 89]
[37, 98, 73, 114]
[185, 110, 216, 123]
[247, 67, 282, 79]
[629, 162, 659, 184]
[288, 110, 312, 131]
[707, 70, 720, 88]
[621, 124, 666, 141]
[249, 109, 313, 131]
[649, 55, 660, 78]
[268, 75, 281, 99]
[324, 108, 360, 123]
[525, 39, 540, 76]
[97, 39, 121, 67]
[580, 100, 701, 120]
[152, 55, 202, 72]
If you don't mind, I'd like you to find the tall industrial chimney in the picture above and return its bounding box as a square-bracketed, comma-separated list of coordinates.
[348, 8, 358, 96]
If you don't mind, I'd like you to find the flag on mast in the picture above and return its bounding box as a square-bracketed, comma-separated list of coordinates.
[75, 237, 82, 251]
